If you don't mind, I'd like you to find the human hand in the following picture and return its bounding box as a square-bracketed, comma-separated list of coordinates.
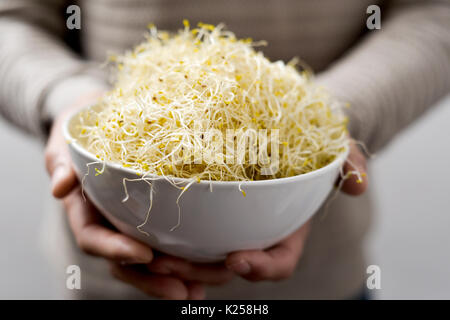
[225, 138, 368, 281]
[44, 92, 233, 299]
[65, 187, 220, 299]
[340, 138, 369, 196]
[145, 137, 368, 287]
[45, 91, 105, 198]
[44, 92, 153, 291]
[44, 91, 148, 265]
[111, 254, 234, 300]
[44, 91, 150, 266]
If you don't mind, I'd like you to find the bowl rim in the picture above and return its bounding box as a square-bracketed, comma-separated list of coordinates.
[63, 107, 349, 186]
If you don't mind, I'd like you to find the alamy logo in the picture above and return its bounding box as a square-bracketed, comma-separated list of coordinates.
[366, 265, 381, 290]
[155, 126, 281, 175]
[66, 265, 81, 290]
[66, 5, 81, 30]
[366, 5, 381, 30]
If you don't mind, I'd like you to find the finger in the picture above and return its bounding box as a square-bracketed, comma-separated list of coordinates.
[226, 222, 310, 281]
[341, 140, 368, 196]
[147, 256, 234, 285]
[45, 90, 106, 198]
[45, 122, 77, 198]
[186, 281, 206, 300]
[109, 262, 189, 300]
[65, 187, 153, 264]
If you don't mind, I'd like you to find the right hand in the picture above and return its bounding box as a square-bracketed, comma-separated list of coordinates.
[63, 187, 217, 299]
[44, 92, 232, 299]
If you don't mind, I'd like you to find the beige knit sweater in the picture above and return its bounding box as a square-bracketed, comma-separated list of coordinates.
[1, 0, 449, 299]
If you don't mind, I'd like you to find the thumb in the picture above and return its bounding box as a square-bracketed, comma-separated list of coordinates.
[341, 139, 368, 196]
[45, 119, 77, 198]
[44, 90, 106, 198]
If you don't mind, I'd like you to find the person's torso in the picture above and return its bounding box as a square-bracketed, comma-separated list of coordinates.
[52, 0, 378, 298]
[78, 0, 381, 71]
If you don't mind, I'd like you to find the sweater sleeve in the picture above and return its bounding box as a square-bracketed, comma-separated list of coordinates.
[317, 0, 450, 153]
[0, 0, 108, 136]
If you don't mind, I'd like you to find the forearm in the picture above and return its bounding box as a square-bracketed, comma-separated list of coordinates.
[0, 0, 107, 136]
[318, 0, 450, 152]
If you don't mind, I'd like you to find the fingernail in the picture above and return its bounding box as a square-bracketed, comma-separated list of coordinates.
[120, 259, 145, 266]
[120, 256, 151, 265]
[135, 252, 153, 264]
[51, 165, 68, 190]
[153, 265, 172, 275]
[119, 241, 153, 264]
[228, 260, 251, 275]
[147, 261, 172, 275]
[109, 264, 123, 279]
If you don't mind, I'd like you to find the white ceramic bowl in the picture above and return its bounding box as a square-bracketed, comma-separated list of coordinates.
[64, 110, 348, 262]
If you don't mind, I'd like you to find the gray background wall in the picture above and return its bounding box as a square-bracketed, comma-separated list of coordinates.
[0, 95, 449, 299]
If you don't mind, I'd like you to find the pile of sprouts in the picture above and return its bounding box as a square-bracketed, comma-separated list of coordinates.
[75, 21, 349, 184]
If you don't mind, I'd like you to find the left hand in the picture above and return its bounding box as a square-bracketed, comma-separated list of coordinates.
[225, 221, 311, 281]
[224, 138, 368, 281]
[146, 138, 368, 284]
